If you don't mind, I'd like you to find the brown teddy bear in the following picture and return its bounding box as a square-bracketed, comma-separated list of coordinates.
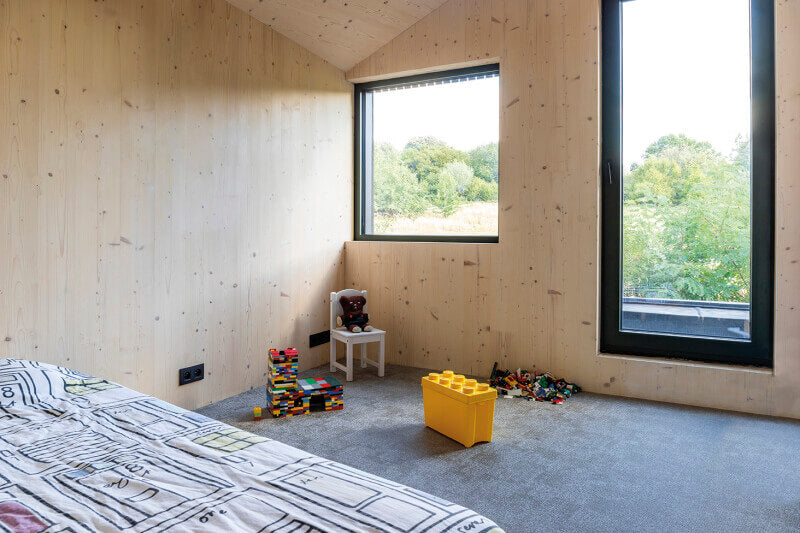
[337, 295, 373, 333]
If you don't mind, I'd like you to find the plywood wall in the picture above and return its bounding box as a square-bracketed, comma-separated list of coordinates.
[224, 0, 450, 70]
[0, 0, 353, 409]
[345, 0, 800, 419]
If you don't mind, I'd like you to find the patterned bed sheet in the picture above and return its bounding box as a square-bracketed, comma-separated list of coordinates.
[0, 359, 502, 533]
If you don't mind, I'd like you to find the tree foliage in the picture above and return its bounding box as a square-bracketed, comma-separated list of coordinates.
[466, 176, 498, 202]
[373, 143, 427, 218]
[428, 164, 462, 216]
[400, 136, 467, 184]
[467, 143, 499, 183]
[622, 134, 751, 303]
[373, 136, 498, 221]
[440, 160, 474, 195]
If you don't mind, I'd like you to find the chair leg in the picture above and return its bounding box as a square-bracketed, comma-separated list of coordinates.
[360, 344, 367, 368]
[330, 338, 336, 372]
[345, 342, 353, 382]
[378, 338, 385, 377]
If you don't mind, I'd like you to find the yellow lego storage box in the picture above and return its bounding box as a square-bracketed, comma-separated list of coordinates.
[421, 370, 497, 447]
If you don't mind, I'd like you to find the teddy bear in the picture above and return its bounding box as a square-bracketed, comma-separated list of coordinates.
[337, 295, 373, 333]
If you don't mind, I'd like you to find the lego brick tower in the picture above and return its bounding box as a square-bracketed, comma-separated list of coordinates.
[266, 348, 309, 418]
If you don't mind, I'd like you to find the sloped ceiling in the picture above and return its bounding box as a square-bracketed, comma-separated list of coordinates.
[225, 0, 449, 71]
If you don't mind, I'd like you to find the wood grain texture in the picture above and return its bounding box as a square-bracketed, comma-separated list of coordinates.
[0, 0, 353, 410]
[223, 0, 450, 71]
[344, 0, 800, 418]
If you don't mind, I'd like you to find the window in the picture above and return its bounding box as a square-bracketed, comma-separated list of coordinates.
[601, 0, 774, 365]
[354, 65, 500, 242]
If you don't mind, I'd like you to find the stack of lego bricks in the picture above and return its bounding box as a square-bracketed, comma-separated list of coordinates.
[298, 376, 344, 411]
[266, 348, 309, 418]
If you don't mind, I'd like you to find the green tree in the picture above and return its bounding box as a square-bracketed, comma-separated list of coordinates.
[622, 134, 751, 302]
[465, 176, 498, 202]
[440, 160, 474, 195]
[428, 168, 461, 216]
[731, 134, 750, 171]
[643, 134, 717, 161]
[467, 143, 498, 183]
[373, 143, 427, 218]
[625, 134, 721, 205]
[401, 136, 467, 186]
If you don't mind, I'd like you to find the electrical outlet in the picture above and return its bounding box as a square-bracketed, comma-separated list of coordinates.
[179, 363, 204, 386]
[309, 330, 330, 348]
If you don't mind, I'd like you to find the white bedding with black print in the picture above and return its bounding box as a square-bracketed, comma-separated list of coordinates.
[0, 359, 503, 533]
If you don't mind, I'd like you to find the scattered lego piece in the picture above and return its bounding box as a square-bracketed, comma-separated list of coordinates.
[253, 406, 262, 421]
[489, 362, 581, 404]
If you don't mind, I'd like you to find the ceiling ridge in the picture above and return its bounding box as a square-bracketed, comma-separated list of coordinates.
[223, 0, 451, 70]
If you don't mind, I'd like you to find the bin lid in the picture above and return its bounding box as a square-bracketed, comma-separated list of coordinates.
[421, 376, 497, 404]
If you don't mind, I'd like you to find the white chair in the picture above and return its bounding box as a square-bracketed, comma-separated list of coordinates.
[330, 289, 385, 381]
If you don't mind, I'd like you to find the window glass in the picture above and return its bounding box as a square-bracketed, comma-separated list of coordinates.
[358, 70, 499, 239]
[620, 0, 752, 340]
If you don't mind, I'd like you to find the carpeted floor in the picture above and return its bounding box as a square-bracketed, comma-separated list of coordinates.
[196, 363, 800, 533]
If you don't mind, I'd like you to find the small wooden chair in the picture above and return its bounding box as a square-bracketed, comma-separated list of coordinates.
[330, 289, 385, 381]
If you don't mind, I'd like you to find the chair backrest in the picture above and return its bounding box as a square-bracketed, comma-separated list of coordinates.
[330, 289, 368, 330]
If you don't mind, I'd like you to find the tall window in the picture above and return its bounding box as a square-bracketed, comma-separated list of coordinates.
[354, 65, 499, 242]
[601, 0, 774, 365]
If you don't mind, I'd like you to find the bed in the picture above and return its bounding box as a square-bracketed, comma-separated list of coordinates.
[0, 359, 502, 532]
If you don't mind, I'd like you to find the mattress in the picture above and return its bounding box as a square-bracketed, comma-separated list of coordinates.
[0, 359, 502, 532]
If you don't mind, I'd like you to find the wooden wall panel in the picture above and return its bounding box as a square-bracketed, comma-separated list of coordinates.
[345, 0, 800, 418]
[223, 0, 450, 71]
[0, 0, 353, 410]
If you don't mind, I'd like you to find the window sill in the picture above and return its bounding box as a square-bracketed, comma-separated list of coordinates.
[621, 298, 749, 339]
[354, 235, 498, 244]
[597, 351, 774, 375]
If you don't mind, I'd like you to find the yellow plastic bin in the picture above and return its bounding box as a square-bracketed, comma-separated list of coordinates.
[421, 371, 497, 447]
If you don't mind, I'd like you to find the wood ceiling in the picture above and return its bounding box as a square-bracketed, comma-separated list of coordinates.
[225, 0, 449, 71]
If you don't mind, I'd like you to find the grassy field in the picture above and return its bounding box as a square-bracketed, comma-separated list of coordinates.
[374, 202, 498, 236]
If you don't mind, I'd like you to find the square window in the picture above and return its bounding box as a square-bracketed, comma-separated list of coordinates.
[355, 64, 500, 242]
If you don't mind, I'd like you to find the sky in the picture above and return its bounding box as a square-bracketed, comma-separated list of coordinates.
[622, 0, 751, 169]
[373, 76, 499, 152]
[372, 0, 751, 170]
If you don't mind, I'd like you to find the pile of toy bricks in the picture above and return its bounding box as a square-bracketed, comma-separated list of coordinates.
[489, 363, 580, 404]
[298, 377, 344, 411]
[266, 348, 309, 418]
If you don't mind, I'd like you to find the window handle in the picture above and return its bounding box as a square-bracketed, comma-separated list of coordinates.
[606, 161, 613, 185]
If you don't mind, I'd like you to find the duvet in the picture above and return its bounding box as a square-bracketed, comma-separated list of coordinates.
[0, 359, 501, 533]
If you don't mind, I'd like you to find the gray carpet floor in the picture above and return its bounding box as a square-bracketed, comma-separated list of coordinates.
[196, 364, 800, 533]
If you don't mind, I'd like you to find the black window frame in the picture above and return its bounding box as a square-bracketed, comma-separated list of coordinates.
[600, 0, 775, 366]
[354, 64, 501, 243]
